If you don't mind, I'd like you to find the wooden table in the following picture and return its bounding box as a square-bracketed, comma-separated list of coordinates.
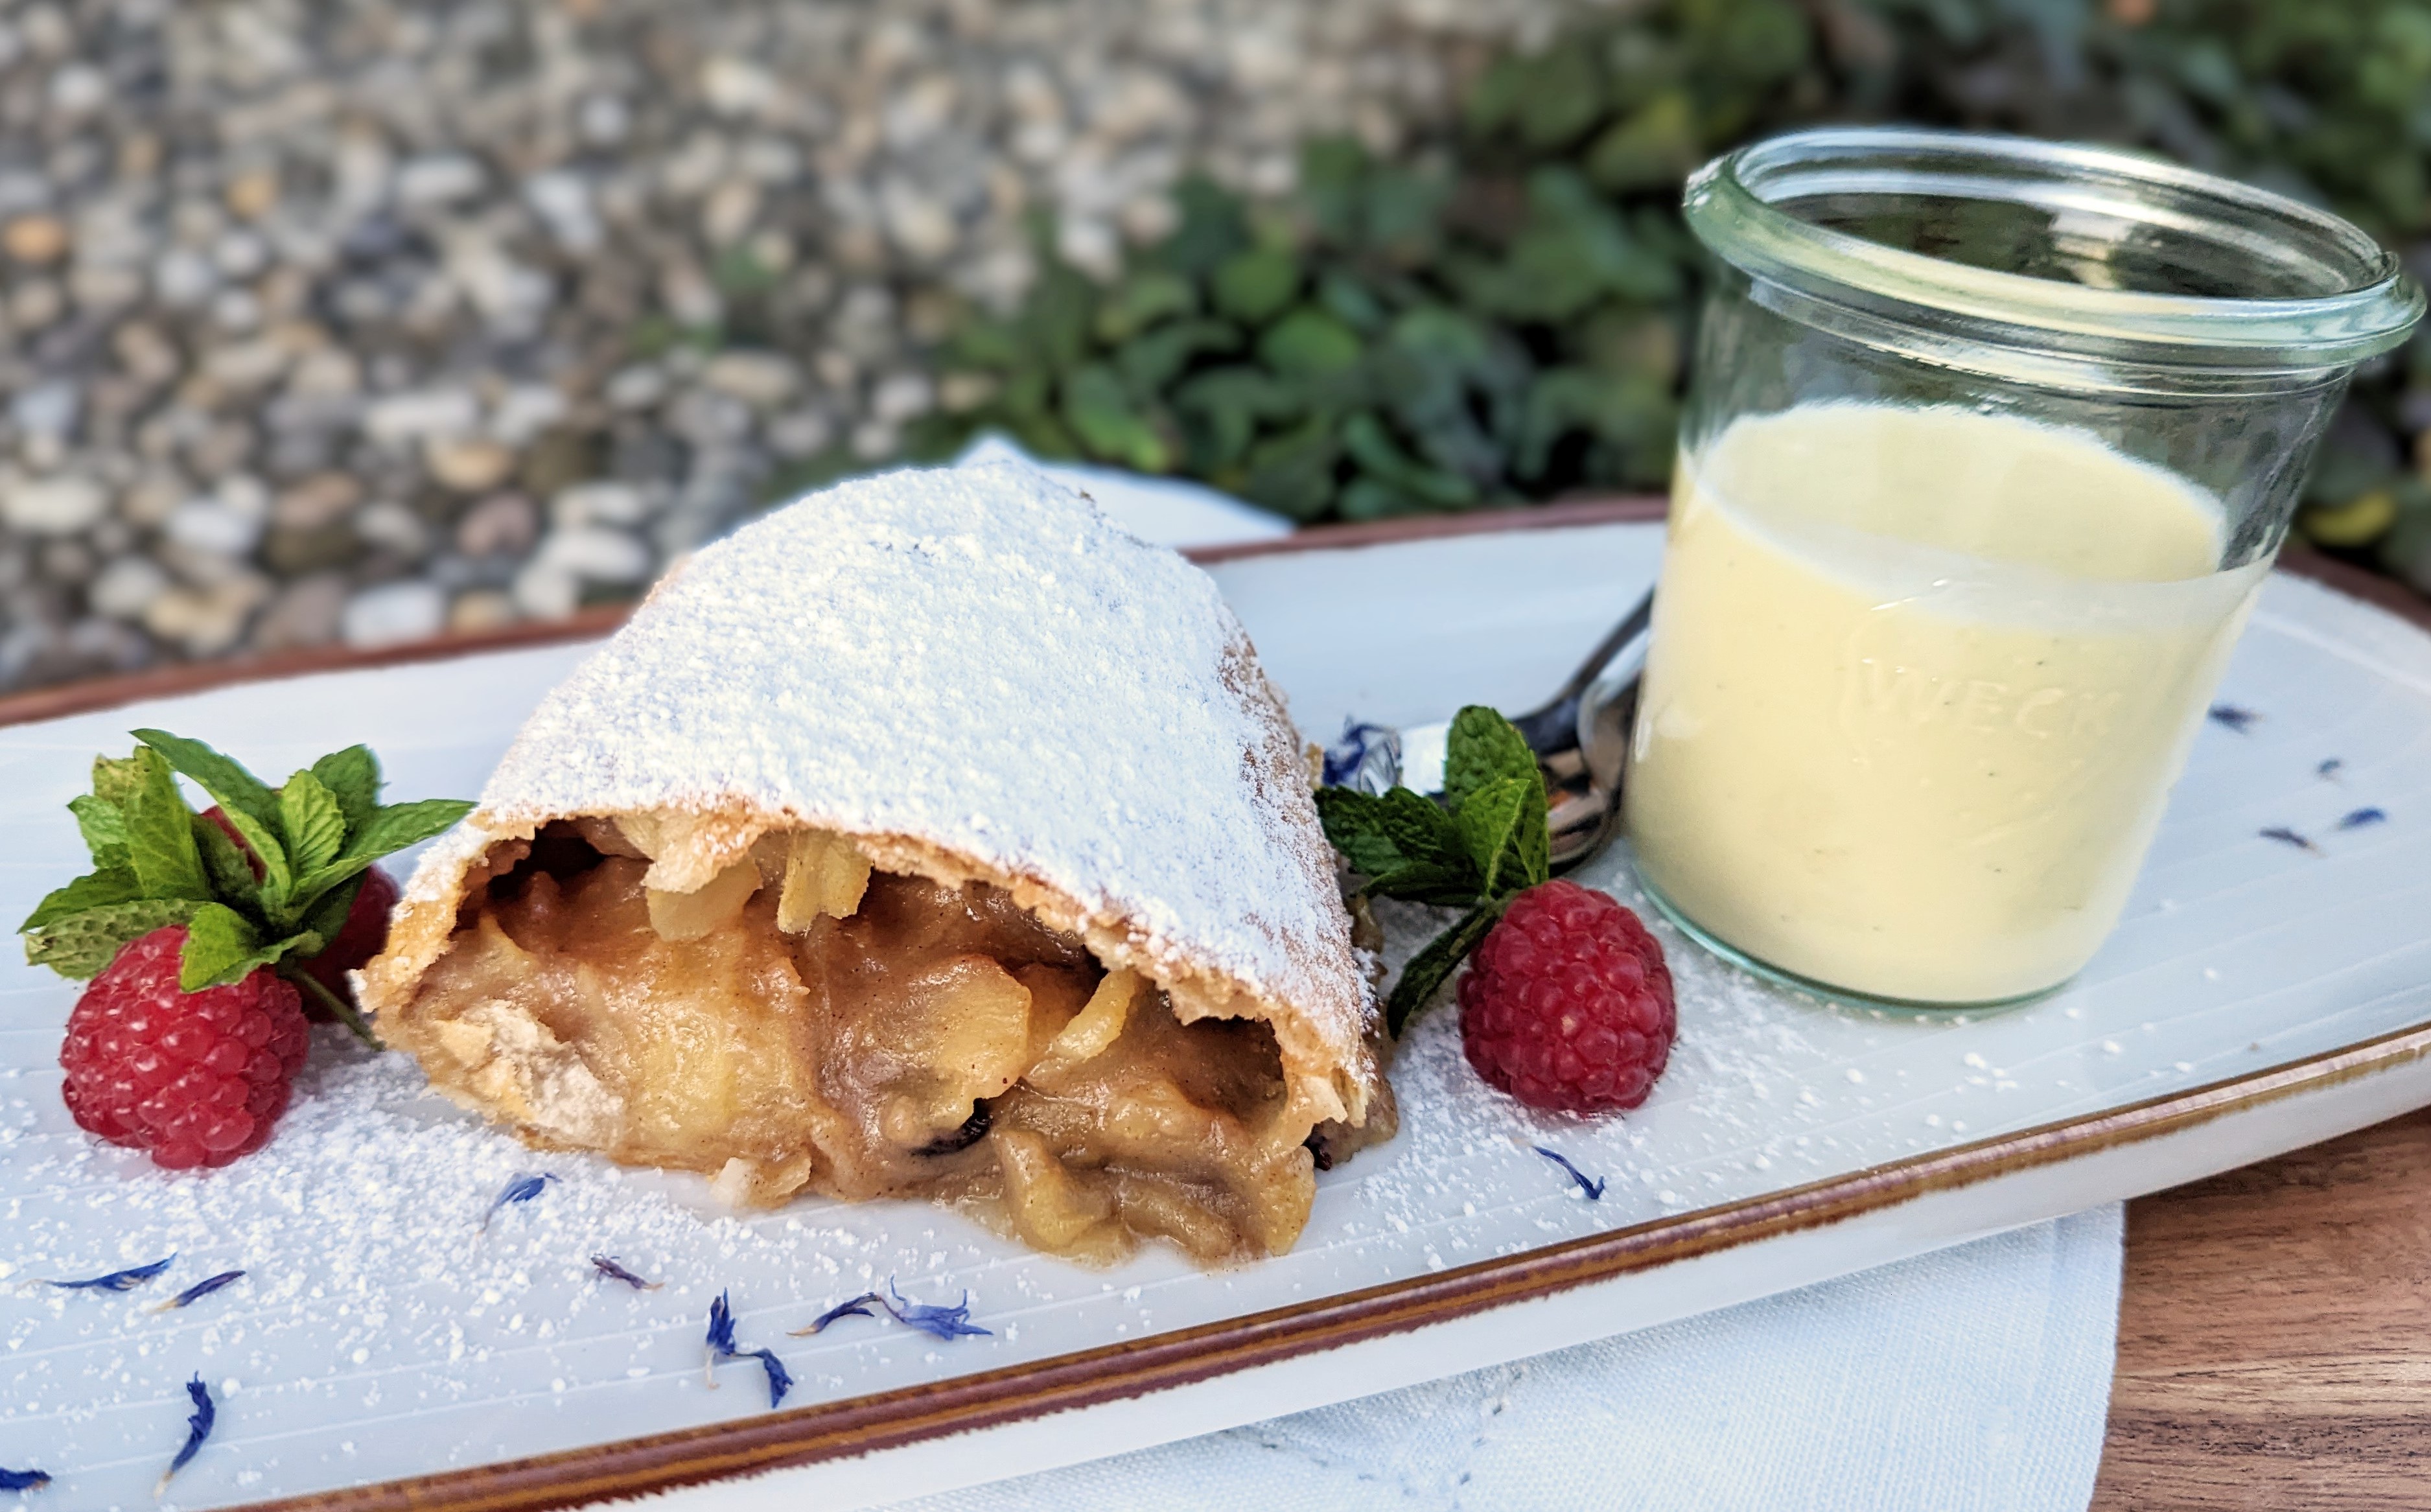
[2091, 1108, 2431, 1508]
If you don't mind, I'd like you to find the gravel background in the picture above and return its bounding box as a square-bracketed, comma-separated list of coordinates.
[0, 0, 1599, 693]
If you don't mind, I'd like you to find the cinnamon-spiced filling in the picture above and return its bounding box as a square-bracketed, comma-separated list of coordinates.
[397, 820, 1330, 1263]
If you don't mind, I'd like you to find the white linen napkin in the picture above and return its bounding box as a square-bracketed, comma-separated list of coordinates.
[888, 1205, 2123, 1512]
[900, 444, 2124, 1512]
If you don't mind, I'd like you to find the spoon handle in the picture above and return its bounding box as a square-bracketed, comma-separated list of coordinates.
[1509, 588, 1655, 757]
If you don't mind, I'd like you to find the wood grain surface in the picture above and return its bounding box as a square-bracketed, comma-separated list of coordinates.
[2093, 1108, 2431, 1509]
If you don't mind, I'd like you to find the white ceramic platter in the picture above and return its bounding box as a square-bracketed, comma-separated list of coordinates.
[3, 513, 2428, 1512]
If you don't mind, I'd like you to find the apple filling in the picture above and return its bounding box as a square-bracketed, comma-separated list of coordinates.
[397, 819, 1360, 1263]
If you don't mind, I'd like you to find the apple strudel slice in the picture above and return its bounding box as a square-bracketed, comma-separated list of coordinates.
[362, 462, 1391, 1264]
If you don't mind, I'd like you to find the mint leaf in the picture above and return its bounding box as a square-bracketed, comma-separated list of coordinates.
[177, 902, 259, 988]
[1386, 902, 1501, 1036]
[1512, 774, 1550, 890]
[1313, 787, 1405, 878]
[90, 753, 145, 807]
[286, 856, 377, 921]
[25, 898, 198, 979]
[1363, 860, 1487, 907]
[192, 814, 260, 907]
[126, 733, 292, 909]
[1444, 705, 1538, 811]
[134, 729, 277, 828]
[69, 795, 129, 870]
[277, 771, 347, 876]
[121, 747, 210, 903]
[21, 866, 146, 930]
[286, 794, 468, 918]
[1377, 787, 1469, 873]
[1456, 775, 1532, 897]
[308, 745, 382, 837]
[299, 872, 365, 946]
[342, 797, 474, 861]
[178, 903, 321, 991]
[1319, 785, 1485, 907]
[207, 799, 292, 919]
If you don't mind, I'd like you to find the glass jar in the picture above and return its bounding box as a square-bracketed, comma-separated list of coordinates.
[1623, 127, 2423, 1011]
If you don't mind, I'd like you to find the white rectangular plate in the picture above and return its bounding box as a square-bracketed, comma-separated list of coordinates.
[3, 513, 2428, 1511]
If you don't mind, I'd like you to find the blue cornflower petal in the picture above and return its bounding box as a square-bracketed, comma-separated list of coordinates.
[789, 1292, 883, 1337]
[152, 1270, 244, 1313]
[745, 1348, 793, 1408]
[2207, 704, 2259, 733]
[1531, 1146, 1607, 1201]
[2259, 826, 2320, 853]
[479, 1172, 555, 1231]
[705, 1290, 739, 1358]
[46, 1253, 174, 1292]
[0, 1466, 49, 1491]
[589, 1255, 661, 1291]
[881, 1279, 992, 1340]
[155, 1375, 215, 1494]
[2337, 807, 2388, 830]
[704, 1292, 793, 1408]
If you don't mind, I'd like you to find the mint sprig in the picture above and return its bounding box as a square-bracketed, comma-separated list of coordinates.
[1316, 706, 1551, 1035]
[18, 730, 474, 1043]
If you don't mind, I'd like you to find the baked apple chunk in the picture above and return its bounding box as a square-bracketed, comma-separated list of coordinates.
[395, 818, 1388, 1264]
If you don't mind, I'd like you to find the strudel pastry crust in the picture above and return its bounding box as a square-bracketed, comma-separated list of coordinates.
[362, 462, 1390, 1262]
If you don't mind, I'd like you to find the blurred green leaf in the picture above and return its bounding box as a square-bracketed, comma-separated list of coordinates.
[1242, 417, 1342, 521]
[1298, 137, 1373, 247]
[1094, 270, 1199, 342]
[1213, 248, 1303, 324]
[1342, 412, 1480, 509]
[1027, 259, 1099, 370]
[1258, 308, 1364, 377]
[1338, 478, 1425, 520]
[1585, 91, 1703, 191]
[712, 245, 781, 299]
[1513, 47, 1607, 149]
[1174, 366, 1299, 472]
[1062, 365, 1172, 473]
[1318, 271, 1387, 332]
[1516, 368, 1677, 485]
[1117, 318, 1242, 393]
[1154, 177, 1253, 278]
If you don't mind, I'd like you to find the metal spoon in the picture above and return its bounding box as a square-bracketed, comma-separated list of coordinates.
[1393, 587, 1654, 871]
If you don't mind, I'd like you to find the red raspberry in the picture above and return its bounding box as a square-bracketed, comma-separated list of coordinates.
[58, 926, 310, 1169]
[201, 807, 395, 1021]
[1458, 880, 1675, 1115]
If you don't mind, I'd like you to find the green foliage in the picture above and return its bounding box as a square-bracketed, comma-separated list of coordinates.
[908, 0, 1848, 518]
[906, 0, 2431, 549]
[915, 122, 1711, 519]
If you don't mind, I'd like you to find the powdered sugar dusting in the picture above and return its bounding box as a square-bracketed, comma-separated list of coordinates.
[418, 460, 1363, 1062]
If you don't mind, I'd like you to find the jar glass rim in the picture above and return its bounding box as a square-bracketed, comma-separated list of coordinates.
[1685, 127, 2424, 373]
